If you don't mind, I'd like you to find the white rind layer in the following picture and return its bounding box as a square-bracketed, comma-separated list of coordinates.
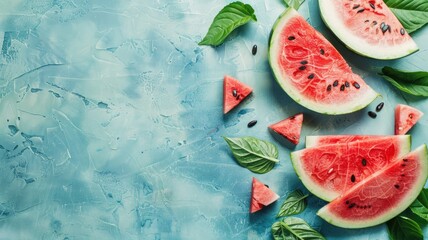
[319, 0, 418, 60]
[317, 144, 428, 229]
[269, 8, 379, 115]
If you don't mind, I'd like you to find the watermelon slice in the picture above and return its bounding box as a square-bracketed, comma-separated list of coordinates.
[318, 145, 428, 228]
[306, 135, 393, 148]
[269, 8, 378, 115]
[395, 104, 424, 135]
[223, 75, 252, 114]
[319, 0, 418, 60]
[250, 177, 279, 213]
[290, 135, 411, 201]
[269, 113, 303, 145]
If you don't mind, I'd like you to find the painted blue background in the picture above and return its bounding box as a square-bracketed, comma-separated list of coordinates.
[0, 0, 427, 239]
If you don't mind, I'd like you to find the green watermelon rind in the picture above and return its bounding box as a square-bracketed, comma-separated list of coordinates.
[268, 8, 379, 115]
[318, 0, 419, 60]
[290, 135, 412, 202]
[317, 144, 428, 229]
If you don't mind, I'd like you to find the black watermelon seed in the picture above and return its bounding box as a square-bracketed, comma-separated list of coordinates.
[236, 94, 241, 100]
[327, 85, 332, 92]
[373, 21, 377, 26]
[340, 84, 345, 91]
[364, 20, 369, 23]
[308, 73, 315, 79]
[288, 36, 295, 40]
[368, 111, 377, 118]
[345, 81, 350, 88]
[376, 102, 384, 112]
[351, 174, 356, 182]
[252, 44, 257, 55]
[394, 184, 400, 189]
[345, 200, 350, 204]
[264, 184, 269, 188]
[232, 89, 237, 97]
[409, 113, 414, 119]
[247, 120, 257, 128]
[388, 25, 391, 33]
[370, 3, 375, 9]
[348, 203, 356, 209]
[353, 82, 360, 89]
[362, 158, 367, 166]
[352, 4, 360, 9]
[333, 80, 339, 87]
[400, 28, 405, 35]
[403, 159, 408, 162]
[299, 66, 307, 71]
[300, 60, 308, 65]
[357, 8, 365, 13]
[320, 49, 325, 55]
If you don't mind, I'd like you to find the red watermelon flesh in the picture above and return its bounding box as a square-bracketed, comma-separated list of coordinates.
[318, 145, 428, 228]
[269, 113, 303, 145]
[291, 135, 411, 201]
[250, 177, 279, 213]
[306, 135, 394, 148]
[395, 104, 424, 135]
[223, 75, 252, 114]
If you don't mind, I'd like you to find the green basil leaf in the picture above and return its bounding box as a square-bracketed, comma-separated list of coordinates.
[380, 66, 428, 97]
[384, 0, 428, 33]
[223, 136, 279, 174]
[387, 215, 423, 240]
[283, 0, 305, 10]
[199, 1, 257, 46]
[272, 217, 326, 240]
[277, 190, 309, 217]
[410, 188, 428, 221]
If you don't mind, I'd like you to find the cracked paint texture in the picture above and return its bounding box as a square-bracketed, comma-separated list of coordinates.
[0, 0, 427, 239]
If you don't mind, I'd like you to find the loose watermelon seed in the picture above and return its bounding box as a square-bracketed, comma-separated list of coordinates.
[308, 73, 315, 79]
[352, 4, 360, 9]
[357, 9, 365, 13]
[369, 3, 375, 9]
[376, 102, 384, 112]
[362, 159, 367, 166]
[247, 120, 257, 128]
[300, 60, 308, 65]
[368, 111, 377, 118]
[353, 82, 360, 89]
[327, 85, 332, 91]
[351, 174, 356, 182]
[400, 28, 405, 35]
[288, 36, 295, 40]
[252, 44, 257, 55]
[340, 85, 345, 91]
[299, 66, 306, 71]
[345, 81, 350, 88]
[232, 89, 237, 97]
[333, 80, 339, 87]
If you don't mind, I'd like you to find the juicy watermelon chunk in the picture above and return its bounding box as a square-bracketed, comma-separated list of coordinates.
[269, 113, 303, 145]
[250, 177, 279, 213]
[318, 145, 428, 228]
[319, 0, 418, 60]
[223, 75, 252, 114]
[395, 104, 424, 135]
[306, 135, 393, 148]
[291, 135, 411, 201]
[269, 8, 378, 115]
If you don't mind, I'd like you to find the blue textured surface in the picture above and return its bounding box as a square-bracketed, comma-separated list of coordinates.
[0, 0, 427, 239]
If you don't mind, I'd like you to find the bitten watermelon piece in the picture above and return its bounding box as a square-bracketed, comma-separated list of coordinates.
[318, 145, 428, 228]
[269, 113, 303, 145]
[395, 104, 424, 135]
[250, 177, 279, 213]
[223, 75, 252, 114]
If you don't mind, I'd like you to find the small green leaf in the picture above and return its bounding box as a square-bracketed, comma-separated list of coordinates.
[277, 190, 309, 217]
[283, 0, 305, 10]
[199, 1, 257, 46]
[272, 217, 326, 240]
[387, 215, 423, 240]
[410, 188, 428, 221]
[380, 66, 428, 97]
[384, 0, 428, 33]
[223, 136, 279, 174]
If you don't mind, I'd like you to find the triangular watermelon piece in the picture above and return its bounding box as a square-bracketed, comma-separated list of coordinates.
[223, 75, 252, 114]
[250, 177, 279, 213]
[269, 113, 303, 145]
[395, 104, 424, 135]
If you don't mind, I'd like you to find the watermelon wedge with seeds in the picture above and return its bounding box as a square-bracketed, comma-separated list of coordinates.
[319, 0, 418, 60]
[269, 113, 303, 145]
[318, 145, 428, 228]
[290, 135, 411, 201]
[223, 75, 252, 114]
[250, 177, 279, 213]
[306, 135, 394, 148]
[395, 104, 424, 135]
[269, 8, 378, 115]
